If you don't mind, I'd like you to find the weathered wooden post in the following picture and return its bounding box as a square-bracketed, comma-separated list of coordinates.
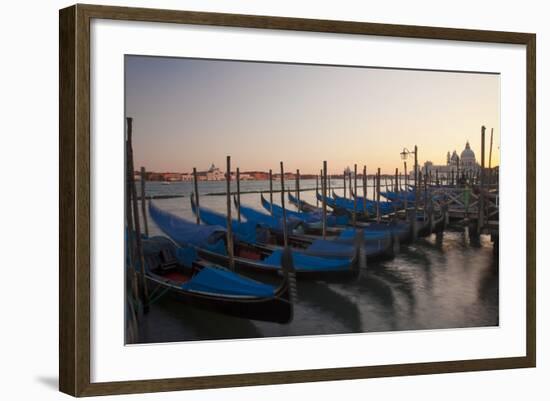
[193, 167, 200, 224]
[426, 169, 434, 233]
[280, 162, 289, 247]
[403, 161, 408, 210]
[269, 168, 273, 215]
[328, 174, 332, 194]
[372, 173, 378, 205]
[348, 169, 353, 199]
[316, 173, 319, 208]
[322, 161, 328, 239]
[478, 126, 486, 235]
[362, 165, 367, 217]
[236, 167, 241, 223]
[125, 137, 140, 315]
[424, 165, 428, 219]
[414, 145, 419, 226]
[376, 168, 381, 223]
[455, 156, 460, 188]
[488, 127, 494, 169]
[140, 166, 149, 237]
[343, 169, 347, 199]
[226, 156, 235, 271]
[126, 117, 149, 311]
[353, 164, 357, 227]
[394, 168, 399, 192]
[296, 169, 301, 206]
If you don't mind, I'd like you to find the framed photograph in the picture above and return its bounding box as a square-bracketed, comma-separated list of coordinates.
[59, 4, 536, 397]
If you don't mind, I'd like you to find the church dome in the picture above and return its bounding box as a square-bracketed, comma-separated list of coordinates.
[460, 141, 475, 160]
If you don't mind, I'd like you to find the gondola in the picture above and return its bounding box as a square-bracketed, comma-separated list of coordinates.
[261, 193, 349, 227]
[315, 190, 370, 216]
[287, 191, 326, 214]
[287, 191, 411, 241]
[260, 193, 393, 241]
[285, 191, 409, 243]
[150, 201, 361, 280]
[331, 191, 397, 215]
[381, 190, 417, 203]
[228, 197, 398, 260]
[320, 190, 446, 241]
[139, 235, 295, 323]
[194, 195, 388, 260]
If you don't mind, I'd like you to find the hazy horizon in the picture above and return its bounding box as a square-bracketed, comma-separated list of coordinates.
[125, 55, 500, 175]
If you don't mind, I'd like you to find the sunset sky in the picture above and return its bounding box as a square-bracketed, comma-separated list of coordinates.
[125, 55, 500, 175]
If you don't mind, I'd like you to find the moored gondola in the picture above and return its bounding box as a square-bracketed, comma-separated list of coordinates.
[140, 235, 295, 323]
[150, 201, 361, 280]
[230, 197, 398, 261]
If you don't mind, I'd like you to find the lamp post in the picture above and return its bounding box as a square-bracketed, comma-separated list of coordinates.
[400, 146, 418, 240]
[400, 146, 418, 196]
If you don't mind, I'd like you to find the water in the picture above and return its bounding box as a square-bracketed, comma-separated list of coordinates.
[131, 179, 498, 344]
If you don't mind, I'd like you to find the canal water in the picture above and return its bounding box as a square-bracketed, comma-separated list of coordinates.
[131, 180, 498, 344]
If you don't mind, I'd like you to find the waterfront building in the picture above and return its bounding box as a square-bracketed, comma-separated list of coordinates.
[206, 163, 225, 181]
[419, 141, 480, 179]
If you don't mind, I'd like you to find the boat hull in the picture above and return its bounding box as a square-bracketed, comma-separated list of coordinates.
[145, 275, 293, 324]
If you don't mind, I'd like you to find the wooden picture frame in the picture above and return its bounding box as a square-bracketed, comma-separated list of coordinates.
[59, 3, 536, 397]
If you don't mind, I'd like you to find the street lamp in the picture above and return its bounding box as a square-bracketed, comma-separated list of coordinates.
[399, 145, 419, 240]
[399, 146, 418, 190]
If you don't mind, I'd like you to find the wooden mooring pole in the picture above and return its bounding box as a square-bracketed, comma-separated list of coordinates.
[316, 173, 319, 208]
[353, 164, 357, 227]
[140, 166, 149, 237]
[296, 169, 301, 206]
[226, 156, 235, 271]
[236, 167, 241, 223]
[343, 169, 347, 198]
[193, 167, 200, 224]
[348, 169, 353, 199]
[414, 145, 418, 208]
[269, 169, 273, 215]
[322, 161, 328, 239]
[488, 127, 494, 169]
[424, 165, 428, 219]
[126, 117, 149, 311]
[376, 168, 381, 223]
[125, 138, 139, 316]
[403, 161, 408, 210]
[362, 165, 367, 217]
[478, 126, 486, 235]
[280, 162, 289, 247]
[455, 156, 460, 188]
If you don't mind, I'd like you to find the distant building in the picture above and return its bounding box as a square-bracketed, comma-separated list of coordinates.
[206, 163, 225, 181]
[246, 171, 269, 180]
[459, 141, 478, 174]
[419, 141, 480, 179]
[162, 172, 182, 182]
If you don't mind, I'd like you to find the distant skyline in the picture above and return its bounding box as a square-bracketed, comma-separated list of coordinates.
[125, 56, 500, 175]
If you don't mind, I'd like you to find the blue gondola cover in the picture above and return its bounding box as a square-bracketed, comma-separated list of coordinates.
[181, 266, 276, 297]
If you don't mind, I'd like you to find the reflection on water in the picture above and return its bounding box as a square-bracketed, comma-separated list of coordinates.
[131, 180, 498, 344]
